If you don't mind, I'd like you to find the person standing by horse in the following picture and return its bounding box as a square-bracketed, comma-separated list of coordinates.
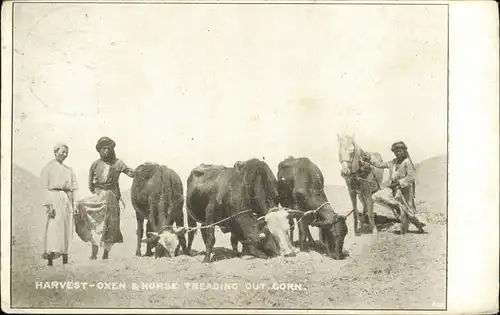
[74, 137, 135, 260]
[40, 143, 79, 266]
[367, 141, 426, 233]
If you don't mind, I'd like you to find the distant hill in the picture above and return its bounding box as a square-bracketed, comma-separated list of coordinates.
[414, 154, 447, 214]
[11, 164, 46, 260]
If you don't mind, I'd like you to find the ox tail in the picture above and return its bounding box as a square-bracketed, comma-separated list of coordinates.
[158, 165, 185, 230]
[256, 163, 279, 215]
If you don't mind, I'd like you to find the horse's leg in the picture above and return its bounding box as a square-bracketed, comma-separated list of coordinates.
[366, 193, 377, 235]
[361, 184, 377, 235]
[358, 193, 368, 232]
[347, 182, 361, 236]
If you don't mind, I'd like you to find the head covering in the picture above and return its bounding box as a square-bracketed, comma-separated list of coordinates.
[95, 136, 116, 152]
[391, 141, 407, 152]
[53, 143, 68, 153]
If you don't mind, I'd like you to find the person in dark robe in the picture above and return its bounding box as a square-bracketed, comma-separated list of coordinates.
[74, 137, 135, 260]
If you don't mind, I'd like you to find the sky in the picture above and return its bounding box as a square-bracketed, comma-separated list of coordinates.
[11, 3, 448, 198]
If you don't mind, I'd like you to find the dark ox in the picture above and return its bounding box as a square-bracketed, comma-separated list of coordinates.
[186, 164, 301, 262]
[234, 158, 299, 256]
[131, 163, 188, 258]
[277, 156, 348, 259]
[234, 158, 279, 217]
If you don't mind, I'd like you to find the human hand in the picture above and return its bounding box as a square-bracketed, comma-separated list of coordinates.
[44, 205, 55, 218]
[389, 181, 400, 190]
[361, 154, 371, 162]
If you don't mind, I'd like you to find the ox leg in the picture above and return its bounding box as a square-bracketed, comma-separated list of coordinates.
[230, 233, 240, 257]
[136, 217, 144, 257]
[305, 226, 316, 247]
[175, 215, 190, 256]
[187, 213, 197, 254]
[288, 217, 295, 244]
[297, 220, 309, 252]
[201, 202, 217, 262]
[201, 225, 215, 263]
[144, 221, 154, 256]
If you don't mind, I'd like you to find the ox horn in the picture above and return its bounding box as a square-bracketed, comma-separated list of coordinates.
[147, 232, 159, 238]
[286, 209, 305, 219]
[142, 232, 160, 244]
[174, 226, 187, 235]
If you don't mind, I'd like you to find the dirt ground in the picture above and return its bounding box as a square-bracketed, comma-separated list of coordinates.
[10, 207, 446, 310]
[9, 158, 447, 310]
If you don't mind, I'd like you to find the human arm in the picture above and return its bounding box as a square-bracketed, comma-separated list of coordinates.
[40, 164, 56, 218]
[118, 160, 135, 178]
[40, 165, 51, 207]
[368, 159, 392, 169]
[68, 168, 78, 214]
[397, 159, 416, 188]
[88, 161, 97, 194]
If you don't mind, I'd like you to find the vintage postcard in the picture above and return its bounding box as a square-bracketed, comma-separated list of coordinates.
[1, 0, 498, 314]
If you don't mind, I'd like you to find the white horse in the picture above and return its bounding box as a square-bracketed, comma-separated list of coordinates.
[337, 133, 384, 235]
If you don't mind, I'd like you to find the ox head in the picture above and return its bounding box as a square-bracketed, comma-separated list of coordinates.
[241, 230, 281, 259]
[142, 226, 187, 258]
[255, 207, 316, 257]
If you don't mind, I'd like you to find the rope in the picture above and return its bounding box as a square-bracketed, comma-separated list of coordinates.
[119, 197, 126, 211]
[292, 207, 354, 228]
[345, 209, 355, 218]
[294, 201, 332, 225]
[157, 209, 253, 234]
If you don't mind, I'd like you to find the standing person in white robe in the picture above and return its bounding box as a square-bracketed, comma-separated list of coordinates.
[40, 143, 79, 266]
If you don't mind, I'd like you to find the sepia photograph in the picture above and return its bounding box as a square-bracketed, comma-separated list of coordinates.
[1, 0, 498, 313]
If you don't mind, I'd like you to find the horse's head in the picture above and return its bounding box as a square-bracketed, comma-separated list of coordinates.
[337, 133, 359, 177]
